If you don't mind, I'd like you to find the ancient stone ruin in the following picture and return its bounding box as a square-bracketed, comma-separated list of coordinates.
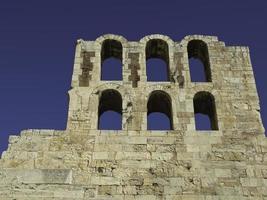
[0, 34, 266, 199]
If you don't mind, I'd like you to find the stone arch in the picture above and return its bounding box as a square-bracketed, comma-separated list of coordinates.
[91, 83, 132, 130]
[139, 34, 173, 45]
[95, 34, 128, 46]
[147, 90, 173, 130]
[140, 35, 174, 82]
[95, 35, 128, 81]
[180, 35, 218, 83]
[91, 83, 132, 102]
[100, 39, 123, 80]
[187, 39, 211, 82]
[193, 91, 218, 130]
[98, 89, 122, 130]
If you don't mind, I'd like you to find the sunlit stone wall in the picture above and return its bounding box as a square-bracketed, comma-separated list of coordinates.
[0, 34, 266, 200]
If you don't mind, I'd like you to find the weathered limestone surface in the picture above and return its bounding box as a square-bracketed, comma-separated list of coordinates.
[0, 34, 266, 199]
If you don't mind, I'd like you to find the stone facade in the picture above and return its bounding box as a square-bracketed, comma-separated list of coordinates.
[0, 34, 266, 199]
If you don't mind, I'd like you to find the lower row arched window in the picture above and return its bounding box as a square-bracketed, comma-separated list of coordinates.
[97, 89, 218, 131]
[98, 89, 122, 130]
[193, 91, 218, 130]
[147, 91, 173, 130]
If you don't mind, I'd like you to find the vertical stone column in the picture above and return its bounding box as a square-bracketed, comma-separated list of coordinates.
[71, 40, 83, 87]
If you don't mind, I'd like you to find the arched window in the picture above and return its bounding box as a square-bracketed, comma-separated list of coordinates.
[98, 89, 122, 130]
[147, 91, 173, 130]
[187, 40, 211, 82]
[193, 91, 218, 130]
[101, 39, 123, 80]
[146, 39, 169, 81]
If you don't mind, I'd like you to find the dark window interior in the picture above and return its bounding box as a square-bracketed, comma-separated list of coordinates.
[193, 91, 218, 130]
[147, 91, 173, 130]
[101, 39, 123, 80]
[98, 89, 122, 130]
[146, 39, 169, 81]
[188, 40, 211, 82]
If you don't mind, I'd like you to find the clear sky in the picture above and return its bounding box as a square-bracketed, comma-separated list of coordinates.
[0, 0, 267, 154]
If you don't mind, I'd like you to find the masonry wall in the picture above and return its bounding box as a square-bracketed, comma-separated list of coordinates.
[0, 34, 266, 200]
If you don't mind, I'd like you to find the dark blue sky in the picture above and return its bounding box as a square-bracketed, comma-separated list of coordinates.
[0, 0, 267, 154]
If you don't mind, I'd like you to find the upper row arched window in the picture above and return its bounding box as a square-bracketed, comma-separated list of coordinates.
[100, 39, 212, 83]
[101, 39, 123, 80]
[187, 40, 211, 82]
[146, 39, 170, 82]
[97, 89, 218, 131]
